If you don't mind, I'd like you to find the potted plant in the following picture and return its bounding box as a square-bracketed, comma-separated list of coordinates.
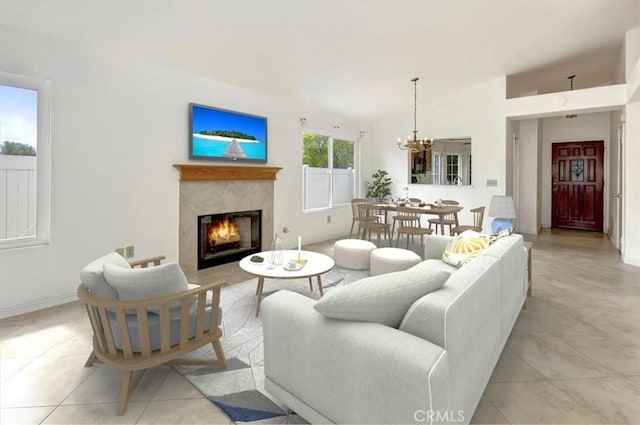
[366, 169, 392, 202]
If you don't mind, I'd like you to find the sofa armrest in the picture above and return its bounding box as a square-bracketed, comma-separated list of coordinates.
[425, 235, 453, 259]
[263, 290, 451, 424]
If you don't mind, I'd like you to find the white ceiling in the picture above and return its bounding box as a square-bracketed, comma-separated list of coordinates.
[1, 0, 639, 120]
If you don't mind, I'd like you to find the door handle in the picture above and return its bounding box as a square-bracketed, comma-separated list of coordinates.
[612, 193, 622, 199]
[552, 181, 558, 192]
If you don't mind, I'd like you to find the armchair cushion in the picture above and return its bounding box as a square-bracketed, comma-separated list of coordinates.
[79, 252, 131, 300]
[313, 268, 450, 328]
[103, 262, 189, 313]
[108, 306, 221, 352]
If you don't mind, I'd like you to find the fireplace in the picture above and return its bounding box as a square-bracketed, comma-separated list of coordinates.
[198, 210, 262, 270]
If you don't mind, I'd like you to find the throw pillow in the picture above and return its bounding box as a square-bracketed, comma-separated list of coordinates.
[79, 252, 131, 299]
[441, 230, 491, 267]
[441, 229, 511, 267]
[313, 268, 450, 328]
[103, 262, 189, 313]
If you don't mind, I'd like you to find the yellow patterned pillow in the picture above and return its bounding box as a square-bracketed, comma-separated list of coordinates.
[442, 230, 492, 267]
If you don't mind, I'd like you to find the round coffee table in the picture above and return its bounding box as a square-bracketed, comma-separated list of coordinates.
[239, 250, 335, 316]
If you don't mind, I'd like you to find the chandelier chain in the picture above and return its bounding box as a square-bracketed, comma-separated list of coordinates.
[413, 77, 418, 138]
[397, 77, 432, 154]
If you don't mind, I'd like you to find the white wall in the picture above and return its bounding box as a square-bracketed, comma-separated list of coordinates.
[517, 119, 542, 234]
[370, 77, 508, 232]
[505, 84, 626, 119]
[623, 100, 639, 266]
[626, 27, 640, 82]
[622, 26, 640, 266]
[539, 113, 611, 229]
[0, 26, 371, 317]
[609, 110, 623, 249]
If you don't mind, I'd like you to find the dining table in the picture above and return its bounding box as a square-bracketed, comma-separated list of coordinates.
[369, 202, 463, 235]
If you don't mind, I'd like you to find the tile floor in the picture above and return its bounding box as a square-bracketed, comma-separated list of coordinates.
[1, 229, 639, 424]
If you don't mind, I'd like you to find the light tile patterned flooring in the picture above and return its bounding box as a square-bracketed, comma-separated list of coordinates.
[1, 229, 639, 424]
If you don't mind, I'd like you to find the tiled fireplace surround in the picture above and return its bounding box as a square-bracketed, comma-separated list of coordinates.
[174, 164, 281, 276]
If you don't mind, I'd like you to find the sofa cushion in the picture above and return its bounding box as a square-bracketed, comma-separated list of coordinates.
[442, 230, 492, 267]
[103, 262, 189, 313]
[313, 267, 450, 328]
[79, 252, 131, 300]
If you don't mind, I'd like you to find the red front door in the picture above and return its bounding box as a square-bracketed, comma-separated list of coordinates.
[551, 141, 604, 231]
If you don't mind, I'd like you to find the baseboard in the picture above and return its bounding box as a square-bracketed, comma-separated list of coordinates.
[518, 228, 539, 236]
[0, 290, 78, 319]
[622, 255, 640, 267]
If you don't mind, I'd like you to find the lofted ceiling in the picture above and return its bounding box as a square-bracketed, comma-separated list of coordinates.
[1, 0, 639, 120]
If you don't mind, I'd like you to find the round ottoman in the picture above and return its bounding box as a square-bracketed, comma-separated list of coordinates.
[370, 247, 421, 276]
[334, 239, 377, 270]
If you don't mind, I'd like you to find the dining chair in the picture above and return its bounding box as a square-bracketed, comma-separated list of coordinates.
[428, 199, 460, 235]
[349, 198, 378, 238]
[395, 206, 432, 258]
[391, 198, 422, 238]
[357, 203, 391, 246]
[451, 206, 486, 234]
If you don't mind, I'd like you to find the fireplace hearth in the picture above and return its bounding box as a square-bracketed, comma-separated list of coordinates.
[198, 210, 261, 270]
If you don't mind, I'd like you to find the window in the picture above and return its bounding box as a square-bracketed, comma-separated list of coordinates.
[0, 72, 51, 249]
[430, 152, 441, 184]
[446, 154, 460, 185]
[302, 132, 355, 210]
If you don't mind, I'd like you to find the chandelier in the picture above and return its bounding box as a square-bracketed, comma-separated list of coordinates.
[397, 77, 433, 153]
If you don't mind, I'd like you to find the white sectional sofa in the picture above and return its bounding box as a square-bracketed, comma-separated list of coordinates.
[262, 234, 527, 424]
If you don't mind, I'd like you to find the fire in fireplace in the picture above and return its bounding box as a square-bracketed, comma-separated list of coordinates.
[207, 218, 241, 253]
[198, 210, 262, 270]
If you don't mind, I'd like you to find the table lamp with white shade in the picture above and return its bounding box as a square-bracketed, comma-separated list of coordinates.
[488, 196, 516, 233]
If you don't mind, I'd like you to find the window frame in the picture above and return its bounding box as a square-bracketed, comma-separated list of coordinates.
[446, 154, 460, 185]
[430, 152, 442, 185]
[302, 129, 357, 212]
[0, 72, 52, 250]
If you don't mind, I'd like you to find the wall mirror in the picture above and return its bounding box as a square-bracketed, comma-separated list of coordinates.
[409, 138, 472, 185]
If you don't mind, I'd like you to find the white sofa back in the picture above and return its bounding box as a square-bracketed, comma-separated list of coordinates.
[398, 234, 525, 423]
[482, 235, 527, 345]
[263, 291, 452, 424]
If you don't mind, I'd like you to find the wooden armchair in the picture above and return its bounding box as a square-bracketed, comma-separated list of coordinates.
[77, 255, 227, 416]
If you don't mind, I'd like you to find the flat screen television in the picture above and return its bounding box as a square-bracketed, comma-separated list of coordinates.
[189, 103, 268, 163]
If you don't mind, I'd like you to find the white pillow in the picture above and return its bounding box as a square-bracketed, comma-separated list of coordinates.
[103, 262, 189, 312]
[407, 259, 459, 276]
[313, 268, 450, 328]
[79, 252, 131, 299]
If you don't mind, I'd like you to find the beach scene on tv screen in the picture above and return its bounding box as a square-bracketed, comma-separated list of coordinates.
[191, 106, 267, 161]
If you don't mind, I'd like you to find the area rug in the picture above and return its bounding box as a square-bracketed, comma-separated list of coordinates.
[173, 266, 369, 424]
